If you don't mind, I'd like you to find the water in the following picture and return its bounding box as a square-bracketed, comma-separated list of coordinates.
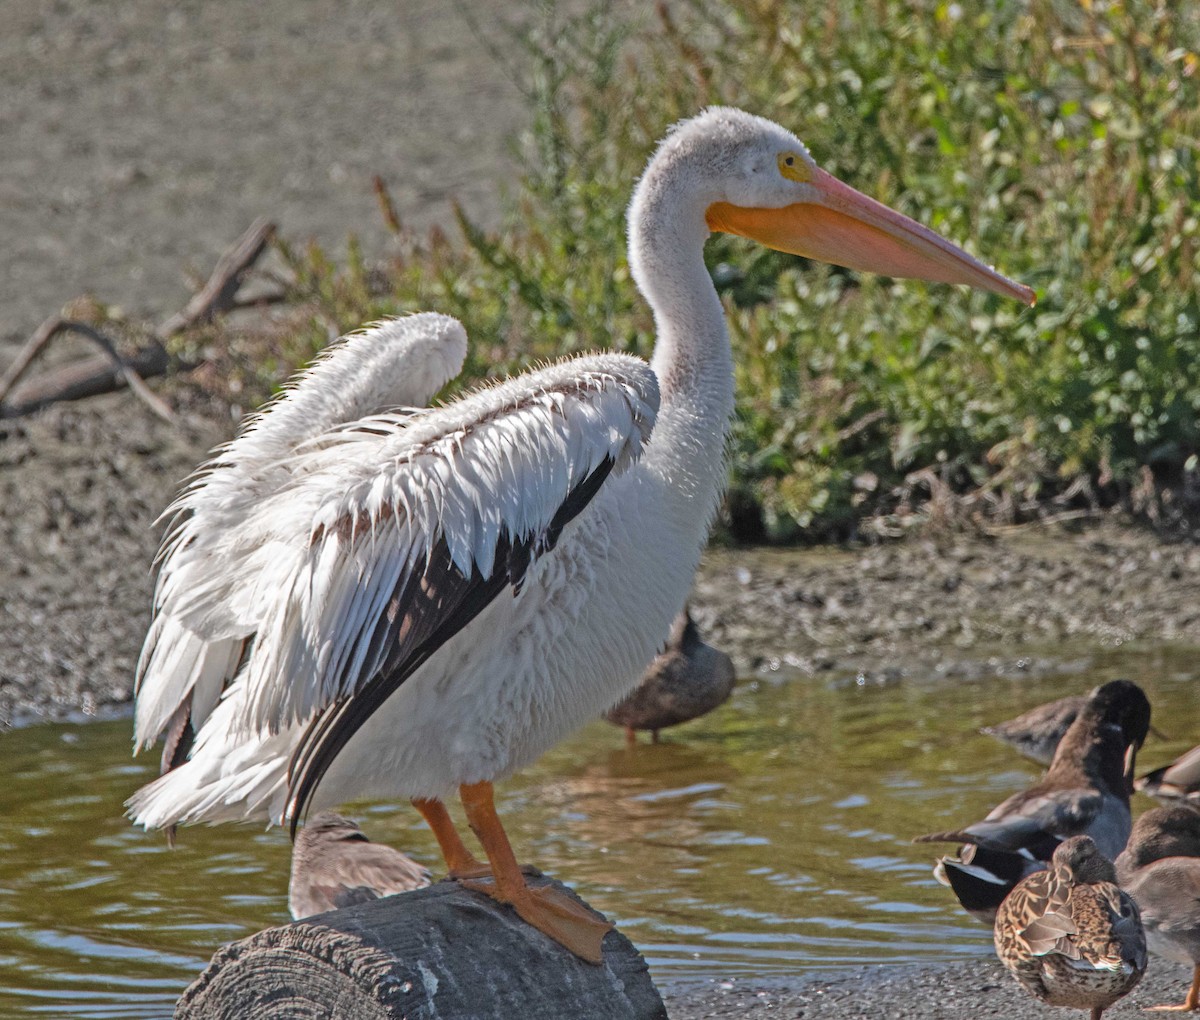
[0, 645, 1196, 1018]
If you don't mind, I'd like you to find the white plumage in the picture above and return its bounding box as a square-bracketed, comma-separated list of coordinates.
[134, 313, 468, 752]
[129, 107, 1031, 962]
[131, 349, 662, 825]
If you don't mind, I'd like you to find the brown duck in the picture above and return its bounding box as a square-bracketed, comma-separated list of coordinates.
[604, 608, 735, 744]
[995, 835, 1146, 1020]
[1116, 805, 1200, 1011]
[981, 693, 1089, 767]
[289, 811, 432, 919]
[1137, 744, 1200, 811]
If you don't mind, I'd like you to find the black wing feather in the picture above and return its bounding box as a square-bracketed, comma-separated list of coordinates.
[286, 457, 615, 837]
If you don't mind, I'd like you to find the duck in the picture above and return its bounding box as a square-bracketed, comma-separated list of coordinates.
[983, 683, 1164, 778]
[1115, 805, 1200, 1011]
[916, 679, 1151, 924]
[981, 693, 1088, 766]
[994, 834, 1147, 1020]
[127, 107, 1033, 964]
[288, 811, 432, 920]
[603, 608, 735, 744]
[1137, 744, 1200, 811]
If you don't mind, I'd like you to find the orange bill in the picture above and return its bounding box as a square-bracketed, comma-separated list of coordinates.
[706, 167, 1035, 305]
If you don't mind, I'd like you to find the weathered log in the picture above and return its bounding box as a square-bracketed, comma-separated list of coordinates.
[175, 875, 666, 1020]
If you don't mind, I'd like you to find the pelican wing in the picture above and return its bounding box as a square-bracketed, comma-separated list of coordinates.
[134, 315, 468, 751]
[211, 354, 659, 827]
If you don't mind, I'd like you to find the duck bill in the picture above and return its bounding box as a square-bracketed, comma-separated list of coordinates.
[705, 167, 1035, 305]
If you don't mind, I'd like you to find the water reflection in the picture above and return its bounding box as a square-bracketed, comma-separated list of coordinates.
[0, 644, 1195, 1016]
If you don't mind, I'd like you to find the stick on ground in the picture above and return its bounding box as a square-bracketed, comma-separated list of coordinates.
[0, 318, 173, 422]
[0, 218, 277, 419]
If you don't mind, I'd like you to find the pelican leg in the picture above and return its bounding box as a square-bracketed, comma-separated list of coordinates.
[411, 797, 488, 877]
[457, 780, 613, 965]
[1148, 963, 1200, 1011]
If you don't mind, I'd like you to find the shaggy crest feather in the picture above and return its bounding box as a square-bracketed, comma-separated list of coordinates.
[134, 315, 467, 751]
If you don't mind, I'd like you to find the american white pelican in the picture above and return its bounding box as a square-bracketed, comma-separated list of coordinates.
[603, 607, 735, 743]
[916, 680, 1150, 925]
[289, 811, 432, 920]
[129, 107, 1033, 963]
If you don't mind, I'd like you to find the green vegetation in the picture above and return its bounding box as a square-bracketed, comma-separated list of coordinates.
[196, 0, 1200, 539]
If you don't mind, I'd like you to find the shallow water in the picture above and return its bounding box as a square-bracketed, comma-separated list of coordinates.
[0, 645, 1196, 1018]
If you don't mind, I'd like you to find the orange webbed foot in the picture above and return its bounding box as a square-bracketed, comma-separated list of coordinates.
[462, 875, 613, 964]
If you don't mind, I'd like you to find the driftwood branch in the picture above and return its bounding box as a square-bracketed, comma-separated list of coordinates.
[0, 218, 277, 419]
[155, 218, 276, 337]
[0, 314, 62, 403]
[0, 319, 173, 421]
[175, 876, 666, 1020]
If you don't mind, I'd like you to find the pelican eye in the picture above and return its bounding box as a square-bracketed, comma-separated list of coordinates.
[778, 152, 812, 183]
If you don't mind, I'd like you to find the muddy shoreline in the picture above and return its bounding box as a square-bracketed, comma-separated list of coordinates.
[1, 0, 531, 346]
[662, 958, 1194, 1019]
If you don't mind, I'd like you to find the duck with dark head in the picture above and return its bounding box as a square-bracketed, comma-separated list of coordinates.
[916, 679, 1151, 924]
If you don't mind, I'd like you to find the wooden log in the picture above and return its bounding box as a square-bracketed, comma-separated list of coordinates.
[175, 875, 667, 1020]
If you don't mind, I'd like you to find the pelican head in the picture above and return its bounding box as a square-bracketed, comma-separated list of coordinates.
[630, 106, 1034, 306]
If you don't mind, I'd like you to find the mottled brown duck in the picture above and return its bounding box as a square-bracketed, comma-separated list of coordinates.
[995, 835, 1146, 1020]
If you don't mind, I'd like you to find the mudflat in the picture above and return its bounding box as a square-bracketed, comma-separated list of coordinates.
[1, 0, 527, 346]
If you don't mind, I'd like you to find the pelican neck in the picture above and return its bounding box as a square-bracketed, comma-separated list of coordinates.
[630, 182, 734, 428]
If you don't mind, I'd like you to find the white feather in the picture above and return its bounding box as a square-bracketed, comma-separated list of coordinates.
[233, 354, 659, 735]
[134, 315, 467, 750]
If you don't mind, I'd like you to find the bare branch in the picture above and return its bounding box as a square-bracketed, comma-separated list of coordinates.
[0, 320, 174, 422]
[156, 218, 277, 338]
[0, 314, 67, 405]
[0, 219, 277, 420]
